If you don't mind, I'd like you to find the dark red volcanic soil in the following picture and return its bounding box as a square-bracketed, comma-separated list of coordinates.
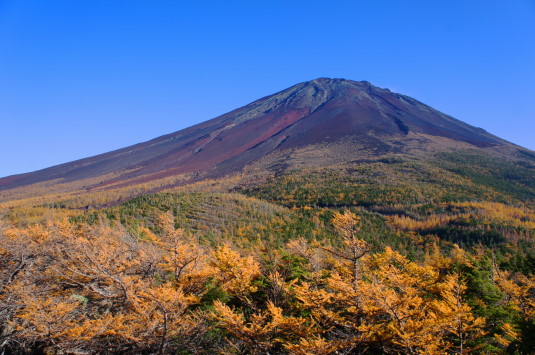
[0, 78, 510, 191]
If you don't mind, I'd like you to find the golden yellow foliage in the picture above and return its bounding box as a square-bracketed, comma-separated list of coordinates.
[1, 218, 209, 353]
[213, 300, 310, 354]
[211, 244, 261, 296]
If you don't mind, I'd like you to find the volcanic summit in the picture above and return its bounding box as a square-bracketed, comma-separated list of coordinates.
[0, 78, 520, 197]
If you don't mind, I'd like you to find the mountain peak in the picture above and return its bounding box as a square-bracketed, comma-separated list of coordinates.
[282, 78, 391, 105]
[300, 77, 370, 91]
[0, 78, 514, 195]
[310, 77, 347, 85]
[256, 78, 383, 116]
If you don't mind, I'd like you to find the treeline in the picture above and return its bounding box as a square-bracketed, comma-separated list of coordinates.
[239, 151, 535, 209]
[1, 211, 534, 354]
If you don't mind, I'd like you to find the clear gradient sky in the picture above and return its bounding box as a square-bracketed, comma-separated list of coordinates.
[1, 1, 534, 178]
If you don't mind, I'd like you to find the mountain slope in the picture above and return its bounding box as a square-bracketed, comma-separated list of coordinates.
[0, 78, 527, 200]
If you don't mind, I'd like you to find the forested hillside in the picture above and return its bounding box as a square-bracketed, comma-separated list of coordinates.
[1, 149, 534, 354]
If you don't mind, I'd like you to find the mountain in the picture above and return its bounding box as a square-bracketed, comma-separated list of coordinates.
[2, 79, 535, 354]
[0, 78, 529, 202]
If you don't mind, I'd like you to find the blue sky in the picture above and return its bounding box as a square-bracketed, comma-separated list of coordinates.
[0, 1, 534, 177]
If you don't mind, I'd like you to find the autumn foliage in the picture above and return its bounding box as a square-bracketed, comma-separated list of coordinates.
[1, 207, 533, 354]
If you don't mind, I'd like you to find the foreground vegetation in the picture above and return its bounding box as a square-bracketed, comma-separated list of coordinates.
[1, 150, 534, 353]
[1, 210, 533, 354]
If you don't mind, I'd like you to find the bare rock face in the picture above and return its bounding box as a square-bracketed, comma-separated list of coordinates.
[0, 78, 515, 192]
